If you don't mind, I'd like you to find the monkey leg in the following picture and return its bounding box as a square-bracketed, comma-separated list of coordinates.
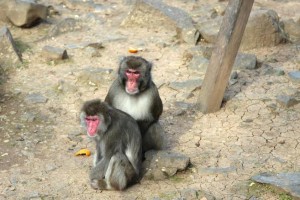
[106, 153, 137, 191]
[89, 158, 109, 190]
[142, 122, 165, 152]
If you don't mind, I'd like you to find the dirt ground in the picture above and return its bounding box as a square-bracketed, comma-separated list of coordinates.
[0, 0, 299, 199]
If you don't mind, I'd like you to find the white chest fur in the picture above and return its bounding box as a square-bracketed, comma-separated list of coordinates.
[113, 92, 152, 121]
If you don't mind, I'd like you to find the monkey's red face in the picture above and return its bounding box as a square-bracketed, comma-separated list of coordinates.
[85, 116, 100, 137]
[125, 69, 140, 94]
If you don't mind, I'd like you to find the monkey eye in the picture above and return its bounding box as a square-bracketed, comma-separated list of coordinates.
[85, 117, 98, 121]
[126, 69, 139, 75]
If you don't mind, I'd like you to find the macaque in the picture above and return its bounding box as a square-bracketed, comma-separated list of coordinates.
[80, 99, 142, 190]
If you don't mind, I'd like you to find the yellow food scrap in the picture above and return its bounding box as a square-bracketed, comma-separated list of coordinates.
[75, 149, 91, 156]
[128, 48, 138, 53]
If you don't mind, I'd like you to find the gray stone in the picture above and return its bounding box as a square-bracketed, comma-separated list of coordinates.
[198, 166, 237, 174]
[169, 79, 202, 93]
[45, 163, 59, 172]
[196, 17, 222, 43]
[241, 9, 285, 50]
[187, 56, 209, 73]
[0, 26, 22, 69]
[282, 19, 300, 43]
[76, 67, 113, 87]
[261, 64, 285, 76]
[122, 0, 199, 44]
[42, 46, 68, 61]
[65, 41, 104, 50]
[183, 45, 213, 61]
[54, 80, 77, 94]
[288, 71, 300, 83]
[180, 188, 197, 200]
[123, 0, 137, 5]
[5, 0, 48, 27]
[252, 172, 300, 198]
[197, 9, 285, 50]
[185, 51, 257, 73]
[47, 18, 82, 38]
[233, 53, 257, 70]
[25, 93, 48, 104]
[21, 112, 36, 122]
[142, 150, 190, 181]
[231, 71, 238, 79]
[276, 95, 299, 108]
[174, 101, 193, 110]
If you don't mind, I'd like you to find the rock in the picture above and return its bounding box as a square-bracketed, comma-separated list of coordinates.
[288, 71, 300, 83]
[45, 163, 58, 172]
[183, 45, 213, 61]
[0, 26, 22, 69]
[123, 0, 137, 5]
[142, 150, 190, 181]
[122, 0, 200, 44]
[230, 71, 238, 79]
[47, 18, 82, 38]
[233, 53, 257, 70]
[180, 188, 198, 200]
[0, 1, 8, 22]
[241, 9, 285, 50]
[282, 19, 300, 43]
[180, 188, 216, 200]
[65, 41, 104, 50]
[42, 46, 68, 61]
[5, 0, 49, 27]
[21, 112, 36, 122]
[276, 95, 299, 108]
[174, 101, 193, 110]
[197, 9, 285, 50]
[169, 79, 202, 93]
[198, 166, 237, 174]
[149, 189, 215, 200]
[261, 64, 285, 76]
[187, 56, 209, 73]
[25, 93, 48, 104]
[54, 80, 77, 94]
[76, 67, 113, 87]
[196, 17, 222, 43]
[251, 172, 300, 199]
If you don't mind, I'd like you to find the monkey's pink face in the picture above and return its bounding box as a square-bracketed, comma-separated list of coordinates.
[85, 116, 100, 137]
[125, 69, 140, 94]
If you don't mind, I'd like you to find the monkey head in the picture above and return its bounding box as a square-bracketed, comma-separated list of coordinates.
[80, 99, 111, 137]
[118, 56, 152, 95]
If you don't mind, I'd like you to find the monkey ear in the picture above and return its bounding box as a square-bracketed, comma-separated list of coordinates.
[119, 56, 126, 63]
[148, 62, 153, 71]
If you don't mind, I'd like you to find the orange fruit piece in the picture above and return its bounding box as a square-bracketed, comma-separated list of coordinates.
[128, 48, 138, 53]
[75, 149, 91, 156]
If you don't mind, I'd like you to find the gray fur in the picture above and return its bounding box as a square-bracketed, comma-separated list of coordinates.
[81, 99, 142, 191]
[105, 56, 165, 153]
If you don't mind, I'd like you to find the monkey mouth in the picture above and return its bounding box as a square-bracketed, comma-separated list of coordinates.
[87, 131, 97, 137]
[125, 88, 139, 95]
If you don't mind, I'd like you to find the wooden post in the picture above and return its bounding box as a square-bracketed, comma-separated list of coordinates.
[197, 0, 254, 113]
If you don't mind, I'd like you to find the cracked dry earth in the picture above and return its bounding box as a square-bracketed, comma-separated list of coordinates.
[0, 0, 300, 199]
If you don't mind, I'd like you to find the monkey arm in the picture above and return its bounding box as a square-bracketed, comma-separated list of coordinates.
[89, 157, 110, 180]
[150, 82, 163, 120]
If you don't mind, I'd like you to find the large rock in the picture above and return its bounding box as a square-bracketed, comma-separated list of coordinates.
[5, 0, 49, 27]
[169, 78, 202, 93]
[47, 18, 82, 38]
[241, 9, 285, 50]
[142, 150, 190, 181]
[252, 172, 300, 199]
[0, 26, 22, 69]
[197, 9, 285, 50]
[282, 19, 300, 43]
[121, 0, 199, 44]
